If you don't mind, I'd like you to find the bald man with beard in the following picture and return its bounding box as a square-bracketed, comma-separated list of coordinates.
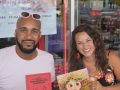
[0, 12, 55, 90]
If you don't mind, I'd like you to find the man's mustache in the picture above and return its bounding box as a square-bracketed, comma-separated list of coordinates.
[22, 40, 35, 43]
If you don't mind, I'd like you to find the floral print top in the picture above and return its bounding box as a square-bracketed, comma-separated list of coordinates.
[95, 67, 116, 86]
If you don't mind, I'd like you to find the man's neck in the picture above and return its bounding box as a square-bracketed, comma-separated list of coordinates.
[15, 46, 38, 60]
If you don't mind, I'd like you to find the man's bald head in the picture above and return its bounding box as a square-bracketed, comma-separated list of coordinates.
[16, 15, 41, 30]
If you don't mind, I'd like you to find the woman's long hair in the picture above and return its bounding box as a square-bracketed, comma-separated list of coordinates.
[68, 24, 108, 73]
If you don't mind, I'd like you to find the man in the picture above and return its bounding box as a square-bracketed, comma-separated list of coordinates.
[0, 12, 55, 90]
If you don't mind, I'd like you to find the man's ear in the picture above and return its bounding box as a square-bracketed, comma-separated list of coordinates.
[14, 29, 16, 36]
[14, 29, 17, 37]
[39, 32, 42, 38]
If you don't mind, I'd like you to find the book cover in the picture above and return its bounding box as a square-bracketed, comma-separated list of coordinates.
[26, 73, 52, 90]
[57, 68, 90, 90]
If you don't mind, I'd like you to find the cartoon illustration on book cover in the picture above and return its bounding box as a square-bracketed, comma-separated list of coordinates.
[57, 68, 90, 90]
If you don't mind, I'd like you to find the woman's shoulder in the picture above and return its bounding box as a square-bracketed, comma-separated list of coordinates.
[106, 49, 119, 59]
[106, 49, 120, 80]
[106, 49, 120, 68]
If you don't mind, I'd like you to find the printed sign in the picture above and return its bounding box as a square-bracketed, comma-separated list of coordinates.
[0, 0, 56, 38]
[26, 73, 52, 90]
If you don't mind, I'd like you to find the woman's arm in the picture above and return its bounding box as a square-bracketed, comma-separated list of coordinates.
[108, 50, 120, 80]
[96, 81, 120, 90]
[97, 50, 120, 90]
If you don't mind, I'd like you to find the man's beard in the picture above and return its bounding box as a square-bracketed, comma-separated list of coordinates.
[16, 39, 37, 54]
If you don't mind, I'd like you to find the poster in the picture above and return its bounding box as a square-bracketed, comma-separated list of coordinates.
[0, 0, 57, 38]
[48, 19, 64, 53]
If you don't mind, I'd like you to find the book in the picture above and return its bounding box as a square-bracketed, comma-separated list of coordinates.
[57, 68, 90, 90]
[26, 73, 52, 90]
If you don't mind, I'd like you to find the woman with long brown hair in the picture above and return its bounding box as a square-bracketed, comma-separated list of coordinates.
[68, 24, 120, 90]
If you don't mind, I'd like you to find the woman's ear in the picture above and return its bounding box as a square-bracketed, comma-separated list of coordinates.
[76, 52, 80, 60]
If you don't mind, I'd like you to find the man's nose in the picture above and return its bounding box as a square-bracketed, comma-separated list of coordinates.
[26, 31, 33, 39]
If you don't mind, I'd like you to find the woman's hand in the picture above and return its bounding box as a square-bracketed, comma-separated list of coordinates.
[89, 77, 97, 90]
[96, 81, 105, 90]
[89, 77, 105, 90]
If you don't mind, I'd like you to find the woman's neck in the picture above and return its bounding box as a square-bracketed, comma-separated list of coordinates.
[83, 56, 97, 76]
[83, 56, 96, 62]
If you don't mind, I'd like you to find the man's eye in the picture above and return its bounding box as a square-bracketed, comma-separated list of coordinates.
[19, 28, 27, 32]
[32, 29, 40, 34]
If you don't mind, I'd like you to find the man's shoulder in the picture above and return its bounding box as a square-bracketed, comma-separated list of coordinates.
[0, 45, 16, 63]
[37, 49, 53, 57]
[0, 45, 15, 57]
[0, 45, 15, 53]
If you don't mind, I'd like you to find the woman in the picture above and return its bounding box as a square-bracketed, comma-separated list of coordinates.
[68, 24, 120, 90]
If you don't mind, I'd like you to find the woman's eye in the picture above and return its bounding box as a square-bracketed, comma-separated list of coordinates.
[77, 42, 82, 45]
[87, 39, 92, 42]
